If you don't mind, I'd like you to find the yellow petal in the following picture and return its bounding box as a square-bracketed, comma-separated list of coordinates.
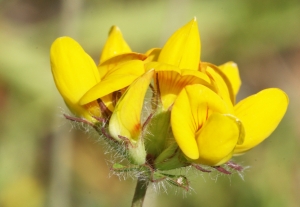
[219, 61, 241, 96]
[151, 63, 181, 110]
[50, 37, 100, 103]
[144, 61, 162, 71]
[144, 48, 161, 62]
[234, 88, 289, 154]
[205, 63, 235, 106]
[98, 53, 147, 78]
[181, 69, 215, 91]
[158, 18, 200, 70]
[196, 113, 240, 166]
[109, 70, 155, 141]
[146, 62, 213, 110]
[171, 84, 231, 160]
[80, 60, 145, 105]
[99, 26, 131, 64]
[180, 69, 211, 83]
[50, 37, 100, 120]
[82, 101, 102, 118]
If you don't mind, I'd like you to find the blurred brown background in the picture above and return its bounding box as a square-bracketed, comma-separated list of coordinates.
[0, 0, 299, 206]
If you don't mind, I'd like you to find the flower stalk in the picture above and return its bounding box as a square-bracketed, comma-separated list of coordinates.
[131, 178, 149, 207]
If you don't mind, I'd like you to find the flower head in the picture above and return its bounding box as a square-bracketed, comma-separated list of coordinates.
[50, 18, 289, 191]
[171, 84, 243, 166]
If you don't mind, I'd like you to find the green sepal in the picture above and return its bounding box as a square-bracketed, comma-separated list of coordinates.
[112, 163, 140, 172]
[144, 110, 171, 157]
[154, 143, 189, 170]
[127, 137, 147, 165]
[151, 171, 168, 182]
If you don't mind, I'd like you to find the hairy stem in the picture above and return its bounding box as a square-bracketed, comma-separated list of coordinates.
[131, 177, 149, 207]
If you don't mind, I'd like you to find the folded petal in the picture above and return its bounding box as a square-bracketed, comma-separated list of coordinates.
[50, 37, 100, 119]
[98, 53, 147, 78]
[158, 17, 200, 70]
[234, 88, 289, 154]
[80, 60, 145, 105]
[99, 26, 131, 64]
[144, 48, 161, 62]
[109, 70, 155, 142]
[218, 61, 241, 96]
[171, 84, 232, 160]
[195, 113, 240, 166]
[204, 63, 235, 106]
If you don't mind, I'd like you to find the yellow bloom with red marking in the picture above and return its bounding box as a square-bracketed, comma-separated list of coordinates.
[50, 18, 289, 178]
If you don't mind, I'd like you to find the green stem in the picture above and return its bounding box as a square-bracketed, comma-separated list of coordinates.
[131, 177, 149, 207]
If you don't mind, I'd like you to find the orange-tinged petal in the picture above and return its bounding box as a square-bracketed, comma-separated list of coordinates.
[234, 88, 289, 154]
[146, 62, 213, 110]
[180, 69, 211, 83]
[171, 84, 231, 160]
[156, 70, 183, 110]
[99, 26, 131, 64]
[80, 60, 145, 105]
[158, 71, 212, 110]
[196, 113, 240, 166]
[82, 101, 102, 118]
[219, 61, 241, 96]
[158, 18, 200, 70]
[98, 53, 147, 78]
[50, 37, 100, 120]
[109, 70, 155, 141]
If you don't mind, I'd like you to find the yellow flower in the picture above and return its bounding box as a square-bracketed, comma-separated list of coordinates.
[144, 18, 212, 111]
[108, 18, 289, 168]
[171, 84, 244, 166]
[159, 19, 289, 166]
[50, 37, 101, 121]
[79, 26, 159, 112]
[51, 18, 289, 171]
[199, 62, 289, 156]
[171, 84, 288, 166]
[109, 70, 155, 165]
[233, 88, 288, 154]
[109, 69, 154, 142]
[50, 26, 145, 122]
[144, 18, 241, 112]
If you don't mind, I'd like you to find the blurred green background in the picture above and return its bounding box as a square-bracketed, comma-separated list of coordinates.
[0, 0, 299, 206]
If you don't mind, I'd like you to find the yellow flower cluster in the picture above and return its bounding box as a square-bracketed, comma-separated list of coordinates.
[50, 18, 288, 170]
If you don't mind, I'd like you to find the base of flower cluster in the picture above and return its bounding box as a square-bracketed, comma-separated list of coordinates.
[64, 113, 245, 192]
[111, 160, 244, 192]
